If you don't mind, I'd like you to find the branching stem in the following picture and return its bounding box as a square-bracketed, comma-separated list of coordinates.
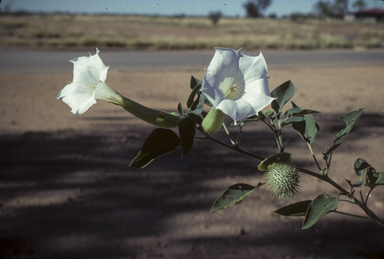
[196, 125, 384, 227]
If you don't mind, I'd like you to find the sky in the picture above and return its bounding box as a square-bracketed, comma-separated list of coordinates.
[0, 0, 382, 17]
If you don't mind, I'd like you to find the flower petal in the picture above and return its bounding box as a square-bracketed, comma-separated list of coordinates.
[239, 52, 269, 84]
[57, 82, 97, 115]
[216, 98, 254, 122]
[71, 48, 109, 86]
[202, 48, 245, 107]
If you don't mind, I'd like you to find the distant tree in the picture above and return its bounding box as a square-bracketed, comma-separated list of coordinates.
[208, 11, 222, 26]
[352, 0, 366, 10]
[314, 0, 349, 18]
[332, 0, 349, 17]
[314, 1, 333, 18]
[243, 0, 272, 18]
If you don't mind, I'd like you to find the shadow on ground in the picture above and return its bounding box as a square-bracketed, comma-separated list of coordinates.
[1, 113, 383, 258]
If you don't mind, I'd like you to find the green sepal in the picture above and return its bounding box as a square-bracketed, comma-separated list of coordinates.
[354, 158, 370, 177]
[274, 200, 312, 217]
[178, 117, 196, 157]
[210, 182, 264, 212]
[291, 114, 319, 145]
[258, 153, 292, 172]
[334, 108, 365, 144]
[270, 80, 295, 113]
[302, 194, 338, 230]
[130, 128, 180, 168]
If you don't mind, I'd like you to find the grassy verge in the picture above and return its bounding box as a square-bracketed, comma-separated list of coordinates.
[1, 14, 383, 50]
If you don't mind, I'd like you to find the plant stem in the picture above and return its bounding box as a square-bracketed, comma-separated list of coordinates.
[332, 210, 370, 220]
[222, 123, 235, 145]
[365, 188, 374, 206]
[307, 143, 322, 172]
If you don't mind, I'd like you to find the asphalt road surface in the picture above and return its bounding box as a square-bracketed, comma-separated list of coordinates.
[1, 48, 384, 74]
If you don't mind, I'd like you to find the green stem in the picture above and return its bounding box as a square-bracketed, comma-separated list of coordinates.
[365, 188, 374, 206]
[222, 123, 236, 145]
[307, 143, 322, 172]
[338, 198, 355, 204]
[235, 124, 244, 147]
[331, 210, 370, 220]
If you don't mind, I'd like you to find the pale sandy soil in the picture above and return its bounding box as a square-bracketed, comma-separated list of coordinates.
[1, 62, 384, 258]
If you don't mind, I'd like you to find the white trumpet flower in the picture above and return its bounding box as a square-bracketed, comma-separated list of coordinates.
[57, 49, 180, 128]
[202, 48, 275, 124]
[57, 48, 123, 115]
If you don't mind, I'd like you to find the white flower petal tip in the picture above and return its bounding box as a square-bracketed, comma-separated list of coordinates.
[57, 49, 123, 115]
[201, 48, 276, 122]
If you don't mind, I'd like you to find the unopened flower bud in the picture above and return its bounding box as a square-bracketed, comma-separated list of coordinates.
[201, 108, 226, 134]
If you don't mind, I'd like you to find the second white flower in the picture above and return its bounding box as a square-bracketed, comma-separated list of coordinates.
[201, 48, 275, 123]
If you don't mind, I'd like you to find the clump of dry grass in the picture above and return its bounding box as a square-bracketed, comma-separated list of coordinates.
[0, 14, 383, 50]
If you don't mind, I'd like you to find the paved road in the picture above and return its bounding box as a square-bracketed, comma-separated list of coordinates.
[1, 48, 384, 74]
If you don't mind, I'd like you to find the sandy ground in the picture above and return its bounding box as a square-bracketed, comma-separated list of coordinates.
[1, 59, 384, 258]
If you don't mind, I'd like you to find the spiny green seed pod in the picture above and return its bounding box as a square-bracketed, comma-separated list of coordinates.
[265, 163, 300, 199]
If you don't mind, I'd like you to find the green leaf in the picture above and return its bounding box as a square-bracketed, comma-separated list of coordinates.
[285, 102, 320, 118]
[270, 80, 295, 113]
[282, 116, 305, 127]
[210, 183, 264, 212]
[130, 128, 180, 168]
[346, 179, 364, 187]
[302, 194, 338, 230]
[178, 117, 196, 157]
[292, 114, 319, 144]
[177, 102, 184, 116]
[375, 172, 384, 184]
[323, 143, 342, 156]
[190, 75, 212, 107]
[353, 180, 364, 187]
[190, 75, 203, 90]
[366, 167, 379, 186]
[258, 153, 292, 171]
[354, 158, 370, 177]
[274, 200, 312, 217]
[186, 113, 203, 125]
[189, 92, 205, 115]
[262, 110, 274, 118]
[334, 108, 365, 144]
[187, 83, 202, 109]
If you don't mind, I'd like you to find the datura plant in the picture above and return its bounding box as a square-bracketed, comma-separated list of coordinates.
[58, 48, 384, 231]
